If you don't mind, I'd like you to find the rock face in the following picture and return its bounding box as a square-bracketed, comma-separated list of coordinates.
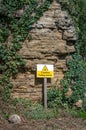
[11, 1, 76, 101]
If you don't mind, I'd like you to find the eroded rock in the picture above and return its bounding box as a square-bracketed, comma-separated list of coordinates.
[11, 1, 76, 101]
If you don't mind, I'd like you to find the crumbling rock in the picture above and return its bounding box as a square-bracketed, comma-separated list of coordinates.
[11, 1, 76, 101]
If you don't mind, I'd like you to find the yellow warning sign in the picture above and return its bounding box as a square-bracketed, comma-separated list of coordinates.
[37, 64, 54, 78]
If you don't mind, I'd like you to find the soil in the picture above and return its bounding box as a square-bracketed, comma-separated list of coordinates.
[0, 98, 86, 130]
[0, 112, 86, 130]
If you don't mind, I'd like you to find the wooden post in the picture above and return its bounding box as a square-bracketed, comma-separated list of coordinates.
[44, 78, 47, 110]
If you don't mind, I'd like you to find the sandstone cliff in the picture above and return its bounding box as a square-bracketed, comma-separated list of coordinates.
[11, 1, 76, 100]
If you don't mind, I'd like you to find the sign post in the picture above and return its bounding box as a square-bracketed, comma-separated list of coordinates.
[37, 64, 54, 109]
[44, 78, 47, 109]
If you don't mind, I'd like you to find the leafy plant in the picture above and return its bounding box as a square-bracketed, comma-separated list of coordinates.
[57, 0, 86, 109]
[61, 54, 86, 108]
[47, 87, 63, 108]
[0, 27, 10, 43]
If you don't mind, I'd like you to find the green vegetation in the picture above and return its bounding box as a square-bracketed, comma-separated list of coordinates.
[47, 87, 86, 120]
[67, 109, 86, 119]
[61, 54, 86, 108]
[1, 97, 86, 121]
[26, 104, 57, 120]
[57, 0, 86, 109]
[47, 87, 63, 108]
[0, 98, 58, 120]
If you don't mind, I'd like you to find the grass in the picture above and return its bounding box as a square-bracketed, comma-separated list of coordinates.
[67, 108, 86, 119]
[1, 97, 86, 121]
[25, 103, 58, 120]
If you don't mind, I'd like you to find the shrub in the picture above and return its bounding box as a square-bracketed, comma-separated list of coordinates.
[61, 54, 86, 108]
[47, 87, 63, 108]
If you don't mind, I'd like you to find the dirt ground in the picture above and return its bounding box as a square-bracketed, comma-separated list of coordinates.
[0, 115, 86, 130]
[0, 98, 86, 130]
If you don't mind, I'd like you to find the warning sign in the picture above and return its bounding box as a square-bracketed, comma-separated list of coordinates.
[37, 64, 54, 78]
